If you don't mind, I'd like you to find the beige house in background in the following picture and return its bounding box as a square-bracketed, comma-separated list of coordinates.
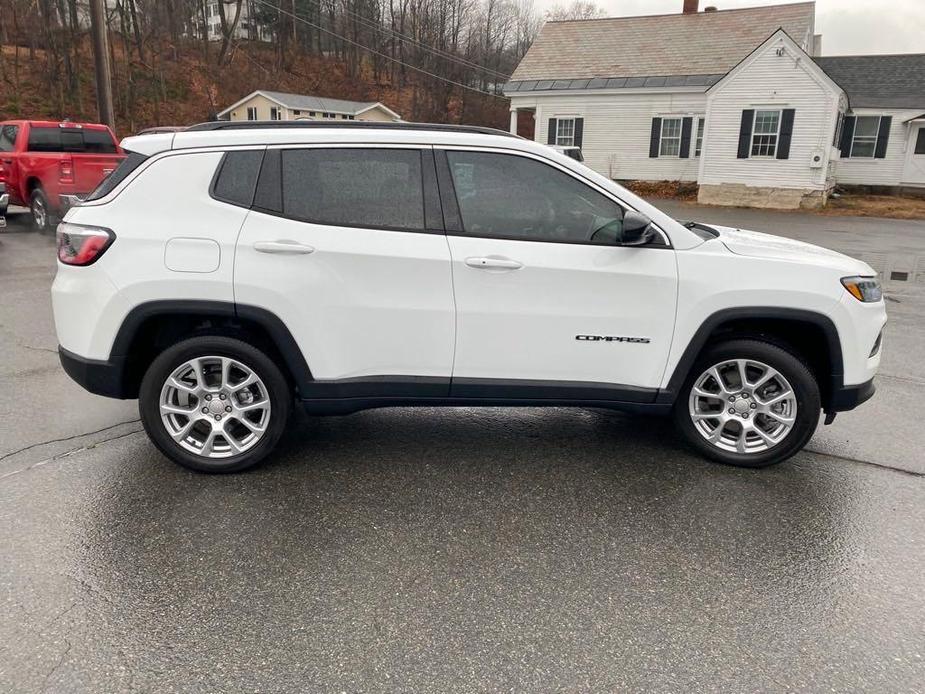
[217, 90, 402, 123]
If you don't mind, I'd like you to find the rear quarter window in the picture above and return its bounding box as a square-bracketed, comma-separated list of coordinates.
[85, 151, 148, 201]
[211, 150, 264, 208]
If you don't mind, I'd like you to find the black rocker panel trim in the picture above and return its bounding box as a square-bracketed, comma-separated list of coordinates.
[658, 307, 845, 408]
[450, 377, 656, 403]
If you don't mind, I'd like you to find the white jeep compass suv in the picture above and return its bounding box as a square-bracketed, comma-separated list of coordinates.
[52, 122, 886, 473]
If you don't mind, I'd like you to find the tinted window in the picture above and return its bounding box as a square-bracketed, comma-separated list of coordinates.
[916, 128, 925, 156]
[280, 148, 424, 230]
[446, 151, 624, 244]
[26, 126, 117, 153]
[212, 150, 263, 207]
[85, 151, 148, 201]
[83, 128, 118, 153]
[0, 125, 19, 152]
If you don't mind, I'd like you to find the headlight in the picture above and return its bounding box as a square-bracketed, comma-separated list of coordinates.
[841, 276, 882, 302]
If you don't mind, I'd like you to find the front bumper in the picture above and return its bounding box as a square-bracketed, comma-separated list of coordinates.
[828, 377, 876, 412]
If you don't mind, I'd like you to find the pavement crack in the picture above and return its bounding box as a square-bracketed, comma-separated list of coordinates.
[0, 419, 141, 465]
[41, 636, 72, 693]
[0, 423, 143, 481]
[806, 447, 924, 478]
[877, 372, 925, 387]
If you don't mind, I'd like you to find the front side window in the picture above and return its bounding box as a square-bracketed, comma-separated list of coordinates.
[751, 109, 781, 157]
[694, 117, 705, 157]
[280, 148, 424, 231]
[659, 118, 682, 157]
[445, 151, 625, 245]
[246, 106, 257, 121]
[556, 118, 575, 146]
[0, 124, 19, 152]
[850, 116, 881, 158]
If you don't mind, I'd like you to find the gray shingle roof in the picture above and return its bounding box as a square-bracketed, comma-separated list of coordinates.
[814, 55, 925, 109]
[260, 90, 379, 114]
[509, 2, 815, 83]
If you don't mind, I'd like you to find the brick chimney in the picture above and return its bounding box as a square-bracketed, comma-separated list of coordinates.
[683, 0, 699, 13]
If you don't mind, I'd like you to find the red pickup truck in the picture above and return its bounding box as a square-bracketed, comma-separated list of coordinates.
[0, 120, 123, 229]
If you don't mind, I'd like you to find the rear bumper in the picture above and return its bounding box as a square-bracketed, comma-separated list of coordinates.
[828, 378, 876, 413]
[0, 183, 8, 214]
[59, 346, 132, 399]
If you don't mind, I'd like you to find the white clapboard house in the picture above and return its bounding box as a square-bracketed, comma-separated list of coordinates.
[505, 0, 925, 208]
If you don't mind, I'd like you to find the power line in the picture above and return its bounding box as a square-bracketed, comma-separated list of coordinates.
[252, 0, 510, 100]
[291, 0, 512, 80]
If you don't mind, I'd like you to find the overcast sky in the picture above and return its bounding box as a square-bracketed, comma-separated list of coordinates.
[533, 0, 925, 55]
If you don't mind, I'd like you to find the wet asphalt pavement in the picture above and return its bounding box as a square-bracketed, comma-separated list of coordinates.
[1, 206, 924, 692]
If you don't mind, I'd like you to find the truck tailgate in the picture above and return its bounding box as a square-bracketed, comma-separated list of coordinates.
[73, 153, 125, 193]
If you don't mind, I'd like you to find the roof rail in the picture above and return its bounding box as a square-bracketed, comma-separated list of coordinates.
[185, 120, 520, 138]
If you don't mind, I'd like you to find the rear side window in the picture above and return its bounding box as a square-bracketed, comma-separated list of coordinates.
[85, 151, 148, 201]
[26, 126, 117, 153]
[279, 148, 424, 231]
[212, 150, 264, 207]
[0, 125, 18, 152]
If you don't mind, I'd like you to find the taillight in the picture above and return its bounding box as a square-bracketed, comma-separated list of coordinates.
[56, 222, 115, 266]
[59, 157, 74, 184]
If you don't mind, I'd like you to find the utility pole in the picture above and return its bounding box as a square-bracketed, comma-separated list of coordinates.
[89, 0, 115, 127]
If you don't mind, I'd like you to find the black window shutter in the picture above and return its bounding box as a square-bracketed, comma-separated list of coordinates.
[737, 110, 754, 158]
[679, 117, 693, 158]
[874, 116, 892, 158]
[574, 118, 584, 149]
[839, 115, 856, 157]
[547, 118, 557, 145]
[649, 117, 662, 158]
[776, 108, 795, 160]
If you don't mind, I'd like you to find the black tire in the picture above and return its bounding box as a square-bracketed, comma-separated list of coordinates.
[30, 187, 50, 231]
[139, 336, 291, 473]
[673, 339, 821, 468]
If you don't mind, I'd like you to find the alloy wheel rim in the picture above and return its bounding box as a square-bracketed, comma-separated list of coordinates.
[688, 358, 797, 455]
[32, 198, 46, 228]
[159, 355, 271, 459]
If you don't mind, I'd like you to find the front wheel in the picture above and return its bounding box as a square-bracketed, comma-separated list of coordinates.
[673, 339, 821, 468]
[139, 336, 291, 473]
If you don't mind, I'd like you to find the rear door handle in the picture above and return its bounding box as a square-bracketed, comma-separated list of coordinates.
[465, 256, 523, 270]
[253, 240, 315, 255]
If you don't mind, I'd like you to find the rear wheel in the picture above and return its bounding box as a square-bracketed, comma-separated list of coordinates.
[139, 336, 291, 473]
[673, 339, 820, 468]
[30, 187, 50, 231]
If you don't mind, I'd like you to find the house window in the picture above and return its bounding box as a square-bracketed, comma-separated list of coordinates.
[850, 116, 881, 158]
[246, 106, 257, 121]
[270, 107, 281, 121]
[555, 118, 576, 146]
[750, 109, 781, 157]
[659, 117, 682, 157]
[323, 112, 335, 119]
[694, 117, 705, 157]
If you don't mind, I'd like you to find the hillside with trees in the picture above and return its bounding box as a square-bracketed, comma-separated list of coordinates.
[0, 0, 595, 135]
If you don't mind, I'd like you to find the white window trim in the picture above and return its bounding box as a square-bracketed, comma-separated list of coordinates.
[750, 108, 782, 158]
[694, 116, 705, 157]
[555, 117, 577, 147]
[849, 115, 882, 158]
[659, 117, 683, 158]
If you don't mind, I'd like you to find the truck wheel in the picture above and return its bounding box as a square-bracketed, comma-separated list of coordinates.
[30, 188, 50, 231]
[673, 339, 821, 468]
[139, 336, 291, 473]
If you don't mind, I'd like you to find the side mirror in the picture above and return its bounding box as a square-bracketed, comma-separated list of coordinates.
[621, 210, 656, 246]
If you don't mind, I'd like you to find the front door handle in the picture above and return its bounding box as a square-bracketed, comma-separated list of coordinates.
[465, 256, 523, 270]
[253, 240, 315, 255]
